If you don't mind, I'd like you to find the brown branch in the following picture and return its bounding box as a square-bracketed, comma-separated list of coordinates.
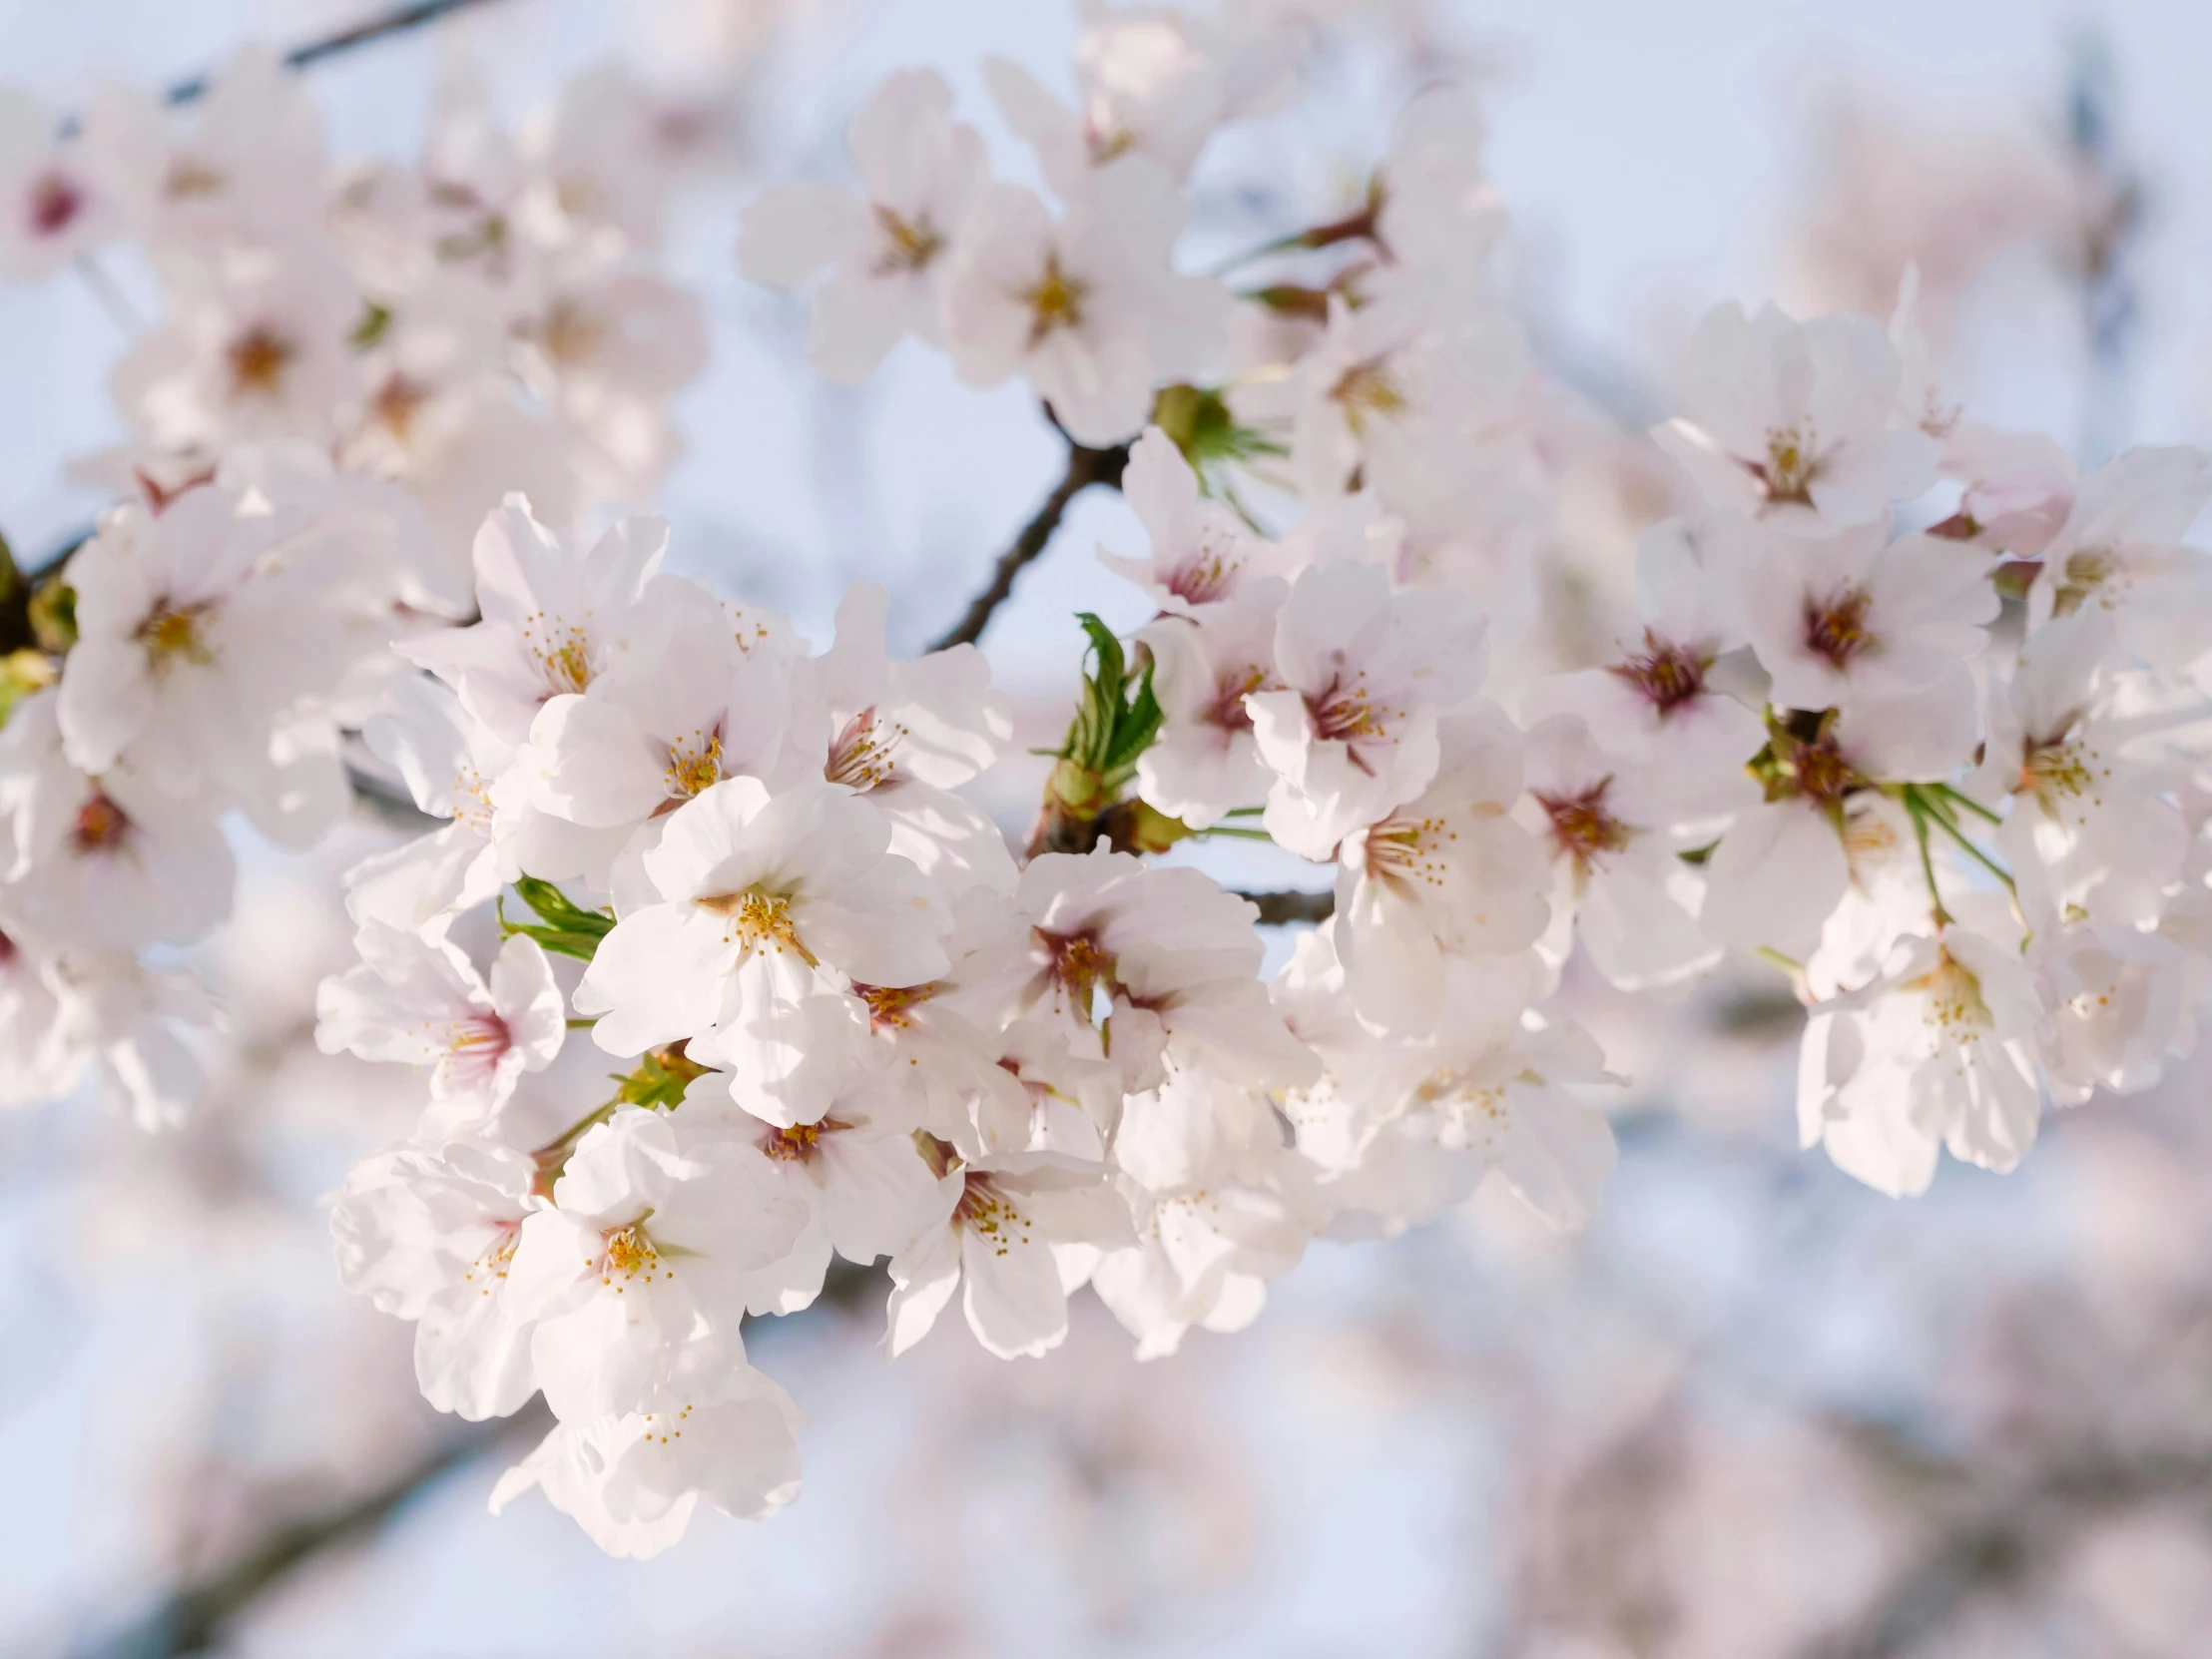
[49, 0, 518, 138]
[928, 436, 1131, 653]
[1236, 888, 1334, 926]
[79, 1403, 548, 1659]
[1792, 1420, 2212, 1659]
[170, 0, 518, 105]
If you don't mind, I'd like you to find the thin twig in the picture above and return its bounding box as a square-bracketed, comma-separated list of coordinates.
[1237, 888, 1335, 926]
[73, 253, 143, 335]
[167, 0, 515, 105]
[52, 0, 516, 138]
[927, 437, 1131, 653]
[78, 1403, 547, 1659]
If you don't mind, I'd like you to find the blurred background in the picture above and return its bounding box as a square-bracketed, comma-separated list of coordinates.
[6, 0, 2212, 1654]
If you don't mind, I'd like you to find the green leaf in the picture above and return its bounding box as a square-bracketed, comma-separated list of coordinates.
[1063, 613, 1127, 771]
[497, 878, 615, 962]
[1056, 612, 1167, 803]
[1099, 661, 1163, 784]
[513, 876, 614, 939]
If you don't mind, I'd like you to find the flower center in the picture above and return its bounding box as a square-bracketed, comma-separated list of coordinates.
[226, 324, 295, 400]
[1770, 730, 1859, 806]
[71, 791, 130, 853]
[1329, 358, 1406, 437]
[136, 599, 217, 669]
[1365, 813, 1449, 887]
[1608, 630, 1709, 714]
[2051, 550, 2114, 619]
[595, 1222, 668, 1286]
[1086, 123, 1136, 166]
[665, 729, 725, 800]
[371, 373, 432, 440]
[697, 886, 817, 965]
[1802, 585, 1875, 671]
[854, 980, 933, 1030]
[764, 1116, 848, 1163]
[1022, 255, 1089, 346]
[164, 157, 227, 200]
[1535, 782, 1631, 872]
[463, 1225, 519, 1295]
[954, 1174, 1033, 1254]
[1906, 950, 1992, 1040]
[524, 615, 593, 697]
[2022, 736, 2104, 814]
[443, 1011, 512, 1078]
[872, 206, 943, 275]
[1758, 424, 1818, 504]
[1310, 671, 1393, 757]
[29, 172, 83, 237]
[536, 298, 604, 368]
[1167, 529, 1246, 606]
[1038, 927, 1114, 1011]
[826, 707, 904, 792]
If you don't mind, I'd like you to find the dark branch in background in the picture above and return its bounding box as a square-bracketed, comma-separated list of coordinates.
[2063, 30, 2142, 466]
[1237, 888, 1335, 926]
[73, 1269, 887, 1659]
[1792, 1425, 2212, 1659]
[78, 1404, 548, 1659]
[168, 0, 516, 106]
[928, 434, 1131, 653]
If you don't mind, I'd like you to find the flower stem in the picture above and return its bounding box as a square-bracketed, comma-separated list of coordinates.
[1906, 797, 1955, 927]
[1932, 782, 2003, 826]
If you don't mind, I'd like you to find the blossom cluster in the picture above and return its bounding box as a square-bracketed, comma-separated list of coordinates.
[9, 0, 2212, 1568]
[8, 48, 715, 566]
[0, 45, 720, 1122]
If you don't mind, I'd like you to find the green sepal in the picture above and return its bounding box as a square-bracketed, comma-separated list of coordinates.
[616, 1045, 711, 1110]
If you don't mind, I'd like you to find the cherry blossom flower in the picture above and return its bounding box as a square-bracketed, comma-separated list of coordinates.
[1742, 525, 1997, 714]
[574, 778, 951, 1121]
[1012, 849, 1316, 1095]
[399, 497, 676, 744]
[1655, 300, 1941, 532]
[738, 68, 987, 382]
[1515, 713, 1721, 994]
[1799, 917, 2043, 1195]
[315, 928, 565, 1130]
[774, 584, 1014, 893]
[885, 1144, 1132, 1360]
[1703, 688, 1980, 954]
[1249, 559, 1488, 858]
[489, 1365, 804, 1559]
[1099, 425, 1284, 615]
[940, 164, 1226, 446]
[505, 1107, 807, 1423]
[56, 485, 367, 841]
[1334, 702, 1550, 1032]
[1133, 585, 1284, 829]
[330, 1137, 543, 1419]
[1519, 519, 1765, 815]
[0, 89, 115, 277]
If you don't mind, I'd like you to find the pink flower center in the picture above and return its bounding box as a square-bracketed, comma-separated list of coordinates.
[29, 171, 83, 237]
[71, 791, 131, 853]
[1536, 780, 1631, 873]
[1608, 630, 1709, 715]
[444, 1011, 512, 1081]
[1802, 585, 1876, 671]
